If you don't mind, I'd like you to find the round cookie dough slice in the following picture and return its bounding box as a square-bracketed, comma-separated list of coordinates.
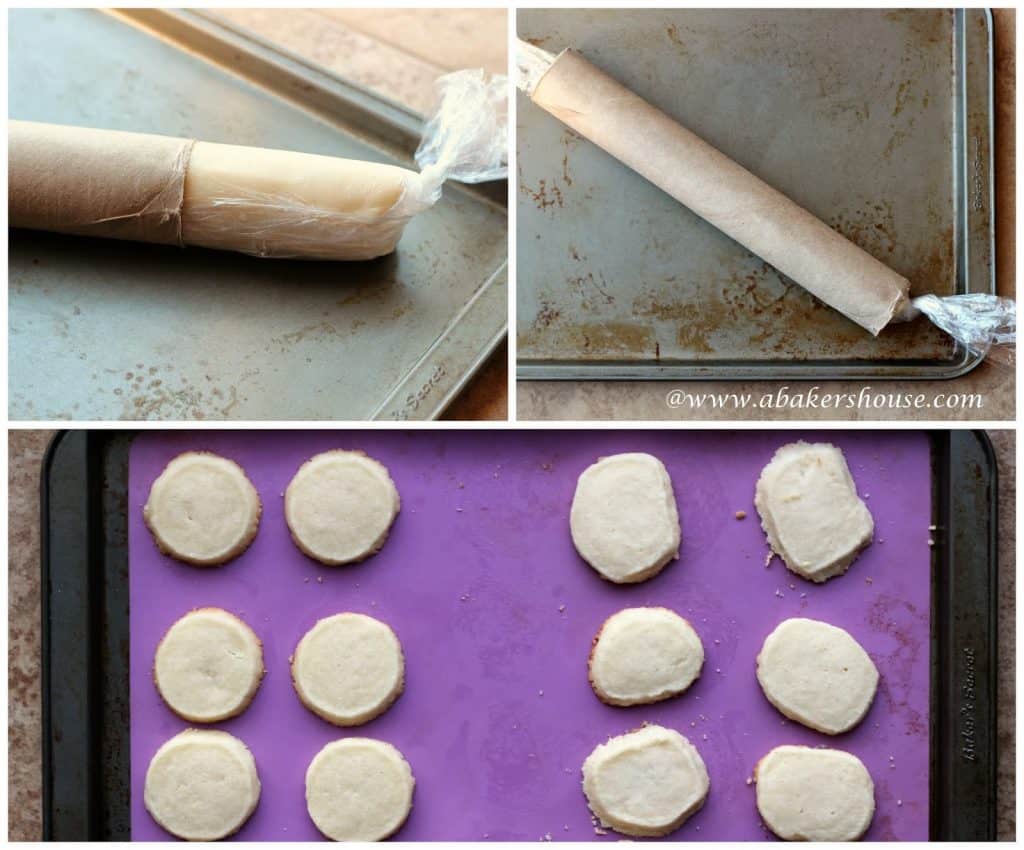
[144, 451, 261, 566]
[757, 618, 879, 734]
[754, 441, 873, 582]
[154, 607, 264, 723]
[285, 450, 400, 565]
[570, 453, 681, 584]
[582, 725, 709, 837]
[292, 613, 404, 726]
[755, 745, 875, 841]
[589, 607, 704, 706]
[306, 738, 415, 841]
[144, 729, 261, 841]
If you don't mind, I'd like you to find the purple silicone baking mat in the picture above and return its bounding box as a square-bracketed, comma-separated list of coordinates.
[128, 430, 931, 841]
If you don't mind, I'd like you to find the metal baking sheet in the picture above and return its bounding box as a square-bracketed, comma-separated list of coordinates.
[8, 9, 507, 420]
[127, 430, 930, 840]
[516, 9, 994, 380]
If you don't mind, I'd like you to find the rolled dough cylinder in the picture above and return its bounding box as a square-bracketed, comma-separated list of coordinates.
[182, 141, 419, 260]
[529, 51, 911, 335]
[9, 120, 422, 260]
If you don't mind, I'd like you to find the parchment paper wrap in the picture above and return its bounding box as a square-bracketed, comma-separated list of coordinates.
[9, 120, 192, 246]
[530, 50, 912, 335]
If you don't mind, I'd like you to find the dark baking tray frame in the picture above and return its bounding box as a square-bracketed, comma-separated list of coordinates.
[40, 430, 999, 840]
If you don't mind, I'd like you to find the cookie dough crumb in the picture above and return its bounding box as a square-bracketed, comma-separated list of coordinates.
[735, 510, 747, 520]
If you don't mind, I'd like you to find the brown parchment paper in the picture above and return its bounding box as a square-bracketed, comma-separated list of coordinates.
[530, 50, 911, 335]
[9, 121, 192, 246]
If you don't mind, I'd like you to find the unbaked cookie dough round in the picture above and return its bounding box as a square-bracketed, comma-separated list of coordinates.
[570, 453, 681, 584]
[582, 725, 709, 837]
[144, 729, 261, 841]
[144, 451, 261, 566]
[754, 441, 874, 583]
[757, 618, 879, 734]
[306, 738, 415, 841]
[154, 607, 264, 723]
[285, 450, 400, 565]
[589, 607, 703, 706]
[292, 613, 404, 726]
[755, 745, 875, 841]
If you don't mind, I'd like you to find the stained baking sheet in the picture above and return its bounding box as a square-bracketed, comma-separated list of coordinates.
[128, 430, 931, 840]
[8, 9, 506, 421]
[517, 9, 994, 380]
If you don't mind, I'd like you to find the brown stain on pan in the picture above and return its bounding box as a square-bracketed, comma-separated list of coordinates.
[665, 24, 687, 51]
[521, 177, 564, 211]
[830, 200, 899, 258]
[534, 300, 562, 329]
[520, 321, 656, 361]
[883, 9, 951, 46]
[567, 271, 614, 307]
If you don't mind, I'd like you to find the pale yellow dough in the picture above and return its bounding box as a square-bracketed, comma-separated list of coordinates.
[292, 613, 404, 726]
[183, 141, 420, 260]
[144, 729, 261, 841]
[757, 618, 879, 734]
[754, 441, 873, 582]
[570, 452, 681, 583]
[589, 607, 703, 705]
[582, 725, 709, 837]
[143, 451, 261, 566]
[154, 607, 264, 723]
[305, 738, 415, 841]
[755, 745, 875, 841]
[285, 450, 400, 565]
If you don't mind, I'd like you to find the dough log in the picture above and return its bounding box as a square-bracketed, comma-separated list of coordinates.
[8, 120, 423, 260]
[529, 50, 911, 335]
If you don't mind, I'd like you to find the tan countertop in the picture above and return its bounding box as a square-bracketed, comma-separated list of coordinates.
[7, 429, 1016, 840]
[215, 9, 509, 421]
[518, 10, 1015, 422]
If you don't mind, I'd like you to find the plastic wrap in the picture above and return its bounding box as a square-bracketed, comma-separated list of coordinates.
[905, 294, 1016, 366]
[179, 141, 419, 261]
[180, 184, 414, 261]
[413, 68, 508, 205]
[8, 69, 507, 261]
[515, 39, 557, 97]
